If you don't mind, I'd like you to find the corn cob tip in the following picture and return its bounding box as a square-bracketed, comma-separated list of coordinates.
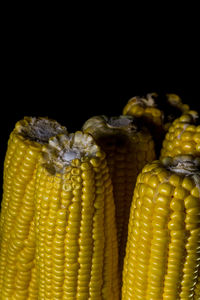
[123, 93, 158, 114]
[83, 115, 145, 135]
[130, 93, 158, 107]
[161, 155, 200, 175]
[14, 116, 67, 144]
[42, 131, 103, 173]
[106, 115, 138, 131]
[84, 114, 136, 128]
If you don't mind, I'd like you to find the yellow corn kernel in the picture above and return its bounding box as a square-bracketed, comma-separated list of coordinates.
[35, 132, 119, 299]
[123, 93, 190, 156]
[160, 111, 200, 159]
[82, 115, 155, 279]
[0, 117, 67, 299]
[122, 155, 200, 299]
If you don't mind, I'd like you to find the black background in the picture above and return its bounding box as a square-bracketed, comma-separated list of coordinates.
[1, 8, 199, 196]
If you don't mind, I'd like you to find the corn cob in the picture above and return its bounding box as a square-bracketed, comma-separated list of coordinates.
[160, 110, 200, 159]
[82, 115, 156, 276]
[0, 117, 67, 300]
[122, 93, 163, 128]
[122, 155, 200, 300]
[123, 93, 189, 128]
[34, 131, 119, 299]
[122, 93, 190, 156]
[123, 93, 165, 157]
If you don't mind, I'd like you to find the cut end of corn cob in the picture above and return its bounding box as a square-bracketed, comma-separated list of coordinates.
[162, 155, 200, 175]
[107, 115, 136, 129]
[41, 131, 102, 173]
[83, 115, 151, 139]
[15, 116, 68, 145]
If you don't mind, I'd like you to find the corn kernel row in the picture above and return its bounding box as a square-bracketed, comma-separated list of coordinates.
[122, 156, 200, 299]
[160, 111, 200, 159]
[0, 117, 67, 299]
[83, 115, 156, 278]
[35, 132, 119, 299]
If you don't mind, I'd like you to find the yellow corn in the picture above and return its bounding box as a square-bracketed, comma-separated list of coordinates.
[123, 93, 190, 129]
[123, 93, 163, 127]
[160, 110, 200, 159]
[122, 155, 200, 299]
[0, 117, 67, 300]
[82, 115, 155, 277]
[123, 93, 166, 157]
[34, 131, 119, 299]
[123, 93, 191, 156]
